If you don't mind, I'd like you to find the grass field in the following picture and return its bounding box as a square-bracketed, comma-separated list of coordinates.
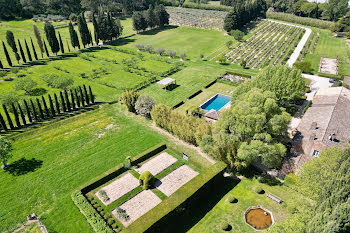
[187, 177, 301, 232]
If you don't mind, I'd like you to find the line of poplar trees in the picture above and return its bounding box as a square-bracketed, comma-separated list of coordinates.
[0, 85, 94, 131]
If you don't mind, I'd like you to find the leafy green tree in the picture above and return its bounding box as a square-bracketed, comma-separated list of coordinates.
[23, 99, 32, 123]
[14, 78, 37, 95]
[30, 38, 38, 60]
[30, 99, 38, 122]
[17, 40, 26, 63]
[139, 171, 154, 190]
[135, 95, 155, 118]
[17, 104, 26, 125]
[231, 29, 244, 41]
[41, 96, 49, 117]
[2, 41, 12, 67]
[0, 136, 12, 169]
[44, 22, 59, 55]
[83, 85, 90, 105]
[54, 93, 60, 113]
[144, 4, 156, 28]
[224, 9, 240, 32]
[0, 91, 20, 106]
[6, 31, 20, 64]
[92, 14, 99, 45]
[33, 24, 44, 58]
[121, 90, 139, 112]
[325, 0, 349, 21]
[133, 11, 147, 33]
[89, 86, 94, 103]
[24, 39, 32, 62]
[36, 98, 44, 119]
[154, 4, 169, 28]
[48, 94, 56, 116]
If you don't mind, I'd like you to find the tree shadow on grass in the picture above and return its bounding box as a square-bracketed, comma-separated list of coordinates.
[6, 158, 43, 176]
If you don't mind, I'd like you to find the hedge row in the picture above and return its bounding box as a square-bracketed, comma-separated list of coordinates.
[183, 1, 232, 12]
[80, 143, 166, 194]
[122, 161, 227, 233]
[71, 190, 114, 233]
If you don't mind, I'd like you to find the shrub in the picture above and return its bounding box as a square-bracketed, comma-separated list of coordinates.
[139, 171, 154, 190]
[180, 53, 186, 61]
[40, 74, 73, 89]
[135, 95, 156, 118]
[156, 48, 165, 56]
[227, 196, 238, 203]
[135, 44, 144, 51]
[240, 60, 247, 69]
[111, 223, 118, 229]
[115, 207, 129, 220]
[97, 207, 103, 212]
[0, 91, 20, 106]
[217, 55, 226, 64]
[144, 45, 154, 53]
[226, 40, 233, 49]
[231, 29, 244, 41]
[107, 218, 115, 225]
[120, 90, 139, 113]
[167, 50, 176, 58]
[254, 186, 265, 194]
[294, 61, 312, 74]
[0, 71, 8, 78]
[14, 78, 37, 95]
[10, 67, 20, 74]
[220, 222, 230, 231]
[186, 106, 204, 118]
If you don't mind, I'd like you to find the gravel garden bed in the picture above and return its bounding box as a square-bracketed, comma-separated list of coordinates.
[135, 152, 178, 176]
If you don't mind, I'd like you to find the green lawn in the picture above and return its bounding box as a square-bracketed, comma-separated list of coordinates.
[177, 82, 236, 113]
[17, 223, 42, 233]
[188, 177, 301, 232]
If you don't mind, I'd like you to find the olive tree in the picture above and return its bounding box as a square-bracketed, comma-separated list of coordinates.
[135, 95, 155, 118]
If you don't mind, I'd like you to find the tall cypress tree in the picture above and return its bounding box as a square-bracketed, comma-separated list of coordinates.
[60, 92, 66, 112]
[75, 89, 80, 108]
[77, 12, 90, 48]
[48, 94, 55, 116]
[44, 22, 59, 55]
[64, 90, 71, 111]
[24, 39, 32, 62]
[18, 104, 26, 125]
[70, 90, 76, 109]
[36, 98, 44, 119]
[79, 86, 85, 106]
[18, 39, 27, 63]
[23, 100, 32, 123]
[58, 32, 64, 54]
[54, 93, 60, 114]
[3, 105, 14, 130]
[69, 22, 80, 49]
[41, 96, 50, 117]
[33, 24, 44, 58]
[30, 38, 38, 60]
[11, 104, 20, 127]
[83, 85, 90, 105]
[30, 99, 38, 122]
[89, 86, 94, 104]
[2, 41, 12, 67]
[6, 30, 20, 64]
[92, 13, 99, 45]
[0, 112, 7, 131]
[43, 40, 50, 57]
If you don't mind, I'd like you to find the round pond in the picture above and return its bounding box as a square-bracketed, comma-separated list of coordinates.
[245, 206, 273, 230]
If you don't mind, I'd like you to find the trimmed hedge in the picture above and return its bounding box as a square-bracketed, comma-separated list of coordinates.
[122, 162, 227, 233]
[81, 143, 166, 194]
[71, 191, 114, 233]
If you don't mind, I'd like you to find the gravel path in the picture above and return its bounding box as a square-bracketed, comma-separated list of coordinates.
[156, 165, 198, 196]
[114, 190, 161, 227]
[135, 152, 177, 176]
[95, 173, 139, 206]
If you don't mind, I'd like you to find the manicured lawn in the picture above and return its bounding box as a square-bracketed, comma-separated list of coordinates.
[177, 82, 235, 113]
[188, 177, 301, 232]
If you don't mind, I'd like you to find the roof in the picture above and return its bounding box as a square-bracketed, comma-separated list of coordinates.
[157, 78, 176, 86]
[205, 110, 220, 120]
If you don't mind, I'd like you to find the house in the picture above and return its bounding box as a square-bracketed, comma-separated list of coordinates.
[292, 87, 350, 167]
[335, 32, 347, 37]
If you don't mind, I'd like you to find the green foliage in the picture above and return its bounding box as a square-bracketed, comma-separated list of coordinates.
[14, 78, 37, 95]
[231, 29, 244, 41]
[294, 61, 312, 74]
[254, 186, 264, 194]
[151, 104, 211, 146]
[71, 190, 113, 233]
[227, 195, 238, 203]
[139, 170, 155, 190]
[0, 136, 12, 167]
[240, 59, 247, 69]
[77, 12, 91, 48]
[186, 105, 204, 118]
[115, 207, 129, 220]
[40, 73, 73, 90]
[220, 222, 230, 231]
[135, 95, 156, 117]
[98, 190, 109, 202]
[44, 22, 59, 54]
[0, 91, 20, 105]
[217, 55, 227, 63]
[120, 90, 140, 113]
[133, 11, 148, 32]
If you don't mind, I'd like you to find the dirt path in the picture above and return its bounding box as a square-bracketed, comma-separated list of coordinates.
[150, 124, 216, 165]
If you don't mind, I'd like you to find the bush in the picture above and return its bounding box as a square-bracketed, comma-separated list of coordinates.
[294, 61, 312, 74]
[254, 186, 265, 194]
[115, 207, 129, 220]
[144, 45, 154, 53]
[135, 95, 156, 118]
[231, 29, 244, 41]
[217, 55, 226, 64]
[71, 191, 113, 233]
[120, 90, 139, 113]
[135, 44, 144, 51]
[220, 222, 230, 231]
[227, 196, 238, 203]
[14, 78, 37, 95]
[180, 53, 186, 61]
[107, 218, 115, 225]
[97, 207, 103, 212]
[186, 106, 204, 118]
[111, 223, 118, 229]
[167, 50, 176, 58]
[0, 91, 20, 105]
[40, 73, 73, 89]
[139, 171, 155, 190]
[156, 47, 165, 56]
[0, 71, 8, 78]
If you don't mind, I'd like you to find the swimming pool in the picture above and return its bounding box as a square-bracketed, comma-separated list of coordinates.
[201, 94, 231, 111]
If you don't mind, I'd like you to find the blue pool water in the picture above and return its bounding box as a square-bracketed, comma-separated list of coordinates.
[201, 94, 231, 111]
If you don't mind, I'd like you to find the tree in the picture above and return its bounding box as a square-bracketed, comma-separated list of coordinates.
[144, 4, 156, 29]
[89, 86, 94, 103]
[58, 32, 64, 54]
[224, 10, 240, 32]
[24, 39, 32, 62]
[41, 96, 49, 117]
[43, 40, 50, 57]
[66, 39, 71, 52]
[3, 105, 14, 130]
[154, 4, 169, 28]
[14, 78, 37, 95]
[11, 104, 20, 127]
[0, 136, 12, 169]
[135, 95, 156, 118]
[18, 104, 26, 125]
[6, 31, 20, 64]
[54, 93, 60, 114]
[33, 24, 44, 58]
[30, 38, 38, 60]
[18, 40, 26, 63]
[156, 47, 165, 56]
[74, 89, 80, 108]
[0, 59, 3, 69]
[68, 22, 80, 49]
[48, 94, 55, 116]
[139, 171, 154, 190]
[240, 59, 247, 69]
[77, 12, 90, 48]
[92, 14, 99, 45]
[70, 90, 75, 109]
[23, 99, 32, 123]
[30, 99, 38, 122]
[60, 91, 66, 112]
[64, 90, 71, 111]
[0, 112, 8, 131]
[2, 41, 12, 67]
[133, 11, 147, 33]
[294, 61, 312, 73]
[79, 86, 85, 106]
[231, 29, 244, 41]
[121, 90, 139, 112]
[325, 0, 349, 21]
[83, 85, 90, 104]
[36, 98, 44, 119]
[44, 22, 59, 55]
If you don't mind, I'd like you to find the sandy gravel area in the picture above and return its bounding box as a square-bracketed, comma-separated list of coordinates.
[135, 152, 177, 176]
[114, 190, 161, 227]
[156, 165, 199, 196]
[95, 173, 139, 206]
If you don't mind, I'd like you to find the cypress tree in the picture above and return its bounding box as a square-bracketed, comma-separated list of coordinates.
[6, 30, 21, 64]
[33, 24, 44, 58]
[41, 96, 50, 117]
[3, 105, 14, 130]
[18, 104, 26, 125]
[54, 93, 60, 114]
[18, 39, 27, 63]
[66, 39, 71, 52]
[77, 13, 90, 48]
[44, 22, 59, 55]
[36, 98, 44, 119]
[11, 104, 20, 127]
[0, 112, 7, 131]
[0, 59, 3, 69]
[2, 41, 12, 67]
[30, 38, 38, 60]
[83, 85, 90, 105]
[92, 13, 99, 45]
[89, 30, 93, 47]
[64, 90, 71, 111]
[69, 22, 80, 49]
[48, 94, 55, 116]
[75, 89, 80, 108]
[58, 32, 64, 54]
[79, 86, 85, 106]
[60, 91, 67, 112]
[70, 90, 76, 109]
[89, 85, 94, 103]
[43, 40, 50, 57]
[23, 100, 32, 123]
[30, 99, 38, 122]
[24, 39, 32, 62]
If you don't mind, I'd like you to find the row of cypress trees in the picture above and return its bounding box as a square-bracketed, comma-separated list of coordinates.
[0, 85, 94, 131]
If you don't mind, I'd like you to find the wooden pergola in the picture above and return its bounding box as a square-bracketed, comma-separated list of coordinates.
[157, 78, 176, 91]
